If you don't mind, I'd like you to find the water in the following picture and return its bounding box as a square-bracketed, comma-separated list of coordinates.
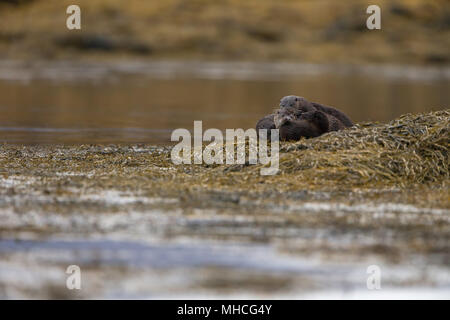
[0, 61, 448, 144]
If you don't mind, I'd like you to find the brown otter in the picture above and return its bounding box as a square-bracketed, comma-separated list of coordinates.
[298, 109, 346, 132]
[274, 107, 332, 141]
[255, 96, 353, 138]
[256, 114, 276, 139]
[279, 95, 354, 127]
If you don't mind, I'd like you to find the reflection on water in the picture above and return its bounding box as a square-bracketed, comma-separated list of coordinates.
[0, 62, 448, 144]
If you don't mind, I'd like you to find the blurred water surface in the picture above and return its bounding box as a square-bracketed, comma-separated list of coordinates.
[0, 61, 448, 144]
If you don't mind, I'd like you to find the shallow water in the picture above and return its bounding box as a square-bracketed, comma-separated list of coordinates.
[0, 61, 448, 144]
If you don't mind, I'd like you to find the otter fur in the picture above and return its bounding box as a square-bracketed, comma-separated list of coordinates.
[279, 95, 353, 127]
[274, 107, 336, 141]
[255, 95, 353, 140]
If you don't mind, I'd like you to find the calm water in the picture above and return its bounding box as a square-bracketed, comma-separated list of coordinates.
[0, 61, 448, 144]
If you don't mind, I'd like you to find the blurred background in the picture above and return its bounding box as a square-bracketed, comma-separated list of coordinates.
[0, 0, 449, 144]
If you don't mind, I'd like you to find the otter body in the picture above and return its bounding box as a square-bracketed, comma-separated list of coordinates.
[256, 114, 276, 138]
[298, 110, 346, 132]
[255, 95, 353, 141]
[279, 95, 353, 127]
[274, 107, 331, 141]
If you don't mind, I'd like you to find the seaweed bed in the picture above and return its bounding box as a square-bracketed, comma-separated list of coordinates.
[3, 110, 448, 192]
[0, 110, 449, 298]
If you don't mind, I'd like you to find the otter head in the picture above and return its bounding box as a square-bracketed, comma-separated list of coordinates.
[273, 107, 301, 128]
[279, 95, 315, 113]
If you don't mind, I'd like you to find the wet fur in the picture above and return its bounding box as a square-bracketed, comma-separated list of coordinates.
[255, 95, 353, 141]
[255, 114, 276, 139]
[299, 110, 345, 132]
[279, 95, 354, 127]
[275, 107, 331, 141]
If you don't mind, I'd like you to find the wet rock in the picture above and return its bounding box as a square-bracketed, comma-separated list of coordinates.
[244, 25, 283, 42]
[323, 8, 367, 40]
[390, 4, 414, 18]
[425, 53, 449, 64]
[0, 0, 35, 6]
[55, 34, 152, 55]
[56, 34, 117, 51]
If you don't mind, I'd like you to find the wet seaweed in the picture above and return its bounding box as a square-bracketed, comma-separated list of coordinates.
[273, 110, 449, 186]
[186, 110, 449, 193]
[0, 110, 448, 206]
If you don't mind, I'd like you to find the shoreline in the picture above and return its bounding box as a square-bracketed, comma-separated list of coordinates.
[0, 59, 449, 83]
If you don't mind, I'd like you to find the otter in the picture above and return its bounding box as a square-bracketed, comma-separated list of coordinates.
[255, 96, 353, 138]
[279, 95, 354, 127]
[256, 114, 276, 139]
[274, 107, 334, 141]
[298, 109, 346, 132]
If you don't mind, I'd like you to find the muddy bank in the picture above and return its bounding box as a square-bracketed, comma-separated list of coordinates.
[0, 110, 448, 298]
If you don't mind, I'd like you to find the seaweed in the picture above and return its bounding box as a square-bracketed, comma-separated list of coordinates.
[0, 110, 448, 207]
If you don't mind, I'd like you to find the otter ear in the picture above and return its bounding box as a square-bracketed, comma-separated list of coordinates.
[311, 111, 329, 133]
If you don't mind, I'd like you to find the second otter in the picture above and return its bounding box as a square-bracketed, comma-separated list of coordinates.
[274, 107, 345, 141]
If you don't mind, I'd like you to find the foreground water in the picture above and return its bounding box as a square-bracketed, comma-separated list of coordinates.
[0, 60, 448, 144]
[1, 175, 449, 299]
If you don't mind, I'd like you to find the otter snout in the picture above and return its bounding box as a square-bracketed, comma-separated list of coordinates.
[274, 113, 294, 128]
